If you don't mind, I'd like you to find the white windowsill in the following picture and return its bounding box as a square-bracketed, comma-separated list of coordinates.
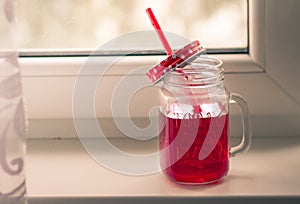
[27, 137, 300, 204]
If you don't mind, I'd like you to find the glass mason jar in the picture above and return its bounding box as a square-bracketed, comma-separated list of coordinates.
[159, 57, 251, 184]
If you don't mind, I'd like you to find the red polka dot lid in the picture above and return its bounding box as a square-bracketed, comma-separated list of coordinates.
[146, 40, 205, 84]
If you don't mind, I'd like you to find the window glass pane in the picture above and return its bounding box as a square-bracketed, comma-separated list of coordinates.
[16, 0, 247, 52]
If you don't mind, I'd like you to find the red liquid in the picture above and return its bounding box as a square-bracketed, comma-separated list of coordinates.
[159, 112, 229, 184]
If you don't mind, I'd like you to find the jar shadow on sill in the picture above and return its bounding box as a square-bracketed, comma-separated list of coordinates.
[161, 173, 254, 189]
[161, 174, 225, 189]
[246, 137, 300, 153]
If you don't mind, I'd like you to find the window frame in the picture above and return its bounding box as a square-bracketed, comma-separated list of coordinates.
[22, 0, 300, 139]
[19, 0, 255, 77]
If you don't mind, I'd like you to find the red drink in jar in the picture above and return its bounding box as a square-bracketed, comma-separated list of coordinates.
[159, 111, 229, 184]
[154, 56, 251, 184]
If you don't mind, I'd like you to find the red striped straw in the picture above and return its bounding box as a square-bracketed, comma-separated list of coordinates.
[146, 8, 173, 55]
[145, 8, 204, 114]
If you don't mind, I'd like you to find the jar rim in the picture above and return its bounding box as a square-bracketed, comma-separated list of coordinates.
[191, 56, 223, 68]
[163, 56, 224, 87]
[173, 56, 223, 73]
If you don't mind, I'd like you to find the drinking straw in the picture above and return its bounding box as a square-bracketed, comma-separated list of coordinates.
[145, 8, 203, 115]
[146, 8, 173, 55]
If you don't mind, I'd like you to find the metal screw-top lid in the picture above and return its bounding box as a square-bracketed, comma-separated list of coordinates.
[146, 40, 205, 84]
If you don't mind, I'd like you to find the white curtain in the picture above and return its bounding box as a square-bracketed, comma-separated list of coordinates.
[0, 0, 27, 203]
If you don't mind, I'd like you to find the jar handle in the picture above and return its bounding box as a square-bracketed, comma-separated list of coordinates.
[229, 93, 252, 157]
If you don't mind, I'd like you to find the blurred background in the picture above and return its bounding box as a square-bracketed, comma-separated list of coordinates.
[15, 0, 247, 52]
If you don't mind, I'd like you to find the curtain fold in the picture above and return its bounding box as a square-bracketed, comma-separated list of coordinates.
[0, 0, 27, 203]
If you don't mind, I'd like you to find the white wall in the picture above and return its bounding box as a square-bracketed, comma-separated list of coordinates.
[265, 0, 300, 105]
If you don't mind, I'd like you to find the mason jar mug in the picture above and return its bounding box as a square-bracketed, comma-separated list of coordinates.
[158, 57, 251, 184]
